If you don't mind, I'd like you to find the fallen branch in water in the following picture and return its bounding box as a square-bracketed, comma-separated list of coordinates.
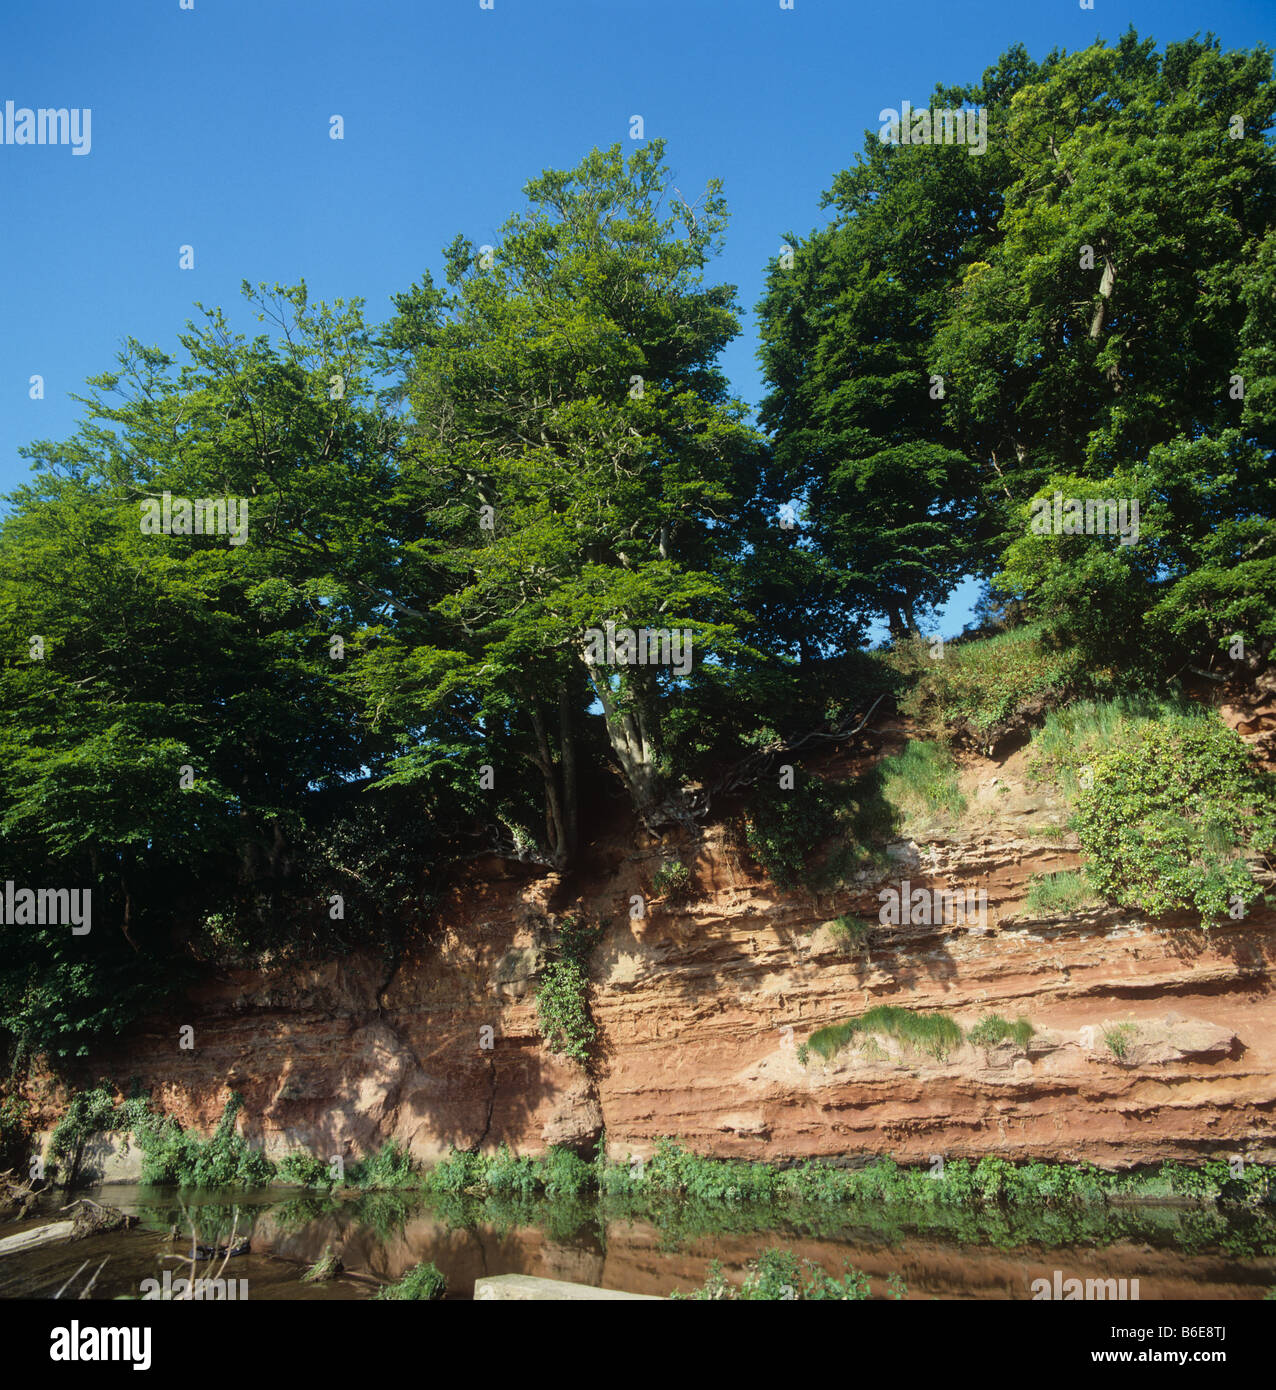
[0, 1220, 75, 1257]
[52, 1255, 111, 1300]
[58, 1197, 137, 1240]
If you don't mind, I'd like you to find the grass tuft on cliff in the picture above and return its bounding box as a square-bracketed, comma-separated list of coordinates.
[891, 623, 1085, 740]
[1023, 870, 1102, 915]
[806, 1005, 964, 1063]
[827, 914, 874, 952]
[878, 741, 966, 826]
[967, 1015, 1034, 1049]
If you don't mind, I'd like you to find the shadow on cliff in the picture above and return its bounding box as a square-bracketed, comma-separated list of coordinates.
[254, 1017, 570, 1163]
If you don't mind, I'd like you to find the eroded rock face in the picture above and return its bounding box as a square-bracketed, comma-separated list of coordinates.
[28, 752, 1276, 1174]
[1220, 666, 1276, 769]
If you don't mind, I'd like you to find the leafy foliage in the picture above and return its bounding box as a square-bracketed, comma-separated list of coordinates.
[47, 1087, 274, 1188]
[346, 1140, 418, 1190]
[651, 859, 693, 902]
[135, 1093, 275, 1188]
[1074, 714, 1275, 922]
[276, 1152, 333, 1188]
[1027, 694, 1195, 798]
[374, 1260, 447, 1301]
[741, 769, 847, 888]
[421, 1137, 1274, 1223]
[0, 1094, 32, 1170]
[758, 31, 1275, 679]
[535, 915, 603, 1065]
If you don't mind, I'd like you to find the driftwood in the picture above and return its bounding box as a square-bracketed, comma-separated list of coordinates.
[59, 1197, 137, 1240]
[0, 1220, 75, 1257]
[53, 1256, 111, 1299]
[0, 1194, 138, 1262]
[0, 1168, 42, 1221]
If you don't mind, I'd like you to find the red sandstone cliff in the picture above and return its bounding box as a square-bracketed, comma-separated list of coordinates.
[27, 725, 1276, 1172]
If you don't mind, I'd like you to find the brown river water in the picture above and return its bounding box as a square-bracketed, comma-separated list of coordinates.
[1, 1185, 1272, 1300]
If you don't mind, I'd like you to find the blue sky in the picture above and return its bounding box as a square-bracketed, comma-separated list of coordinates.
[2, 0, 1272, 636]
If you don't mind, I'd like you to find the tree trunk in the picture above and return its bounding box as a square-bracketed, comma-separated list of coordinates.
[1089, 253, 1116, 339]
[528, 705, 568, 866]
[558, 685, 579, 860]
[580, 649, 666, 824]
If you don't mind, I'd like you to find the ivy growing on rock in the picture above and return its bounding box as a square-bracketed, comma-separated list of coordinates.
[534, 915, 604, 1066]
[1074, 713, 1276, 924]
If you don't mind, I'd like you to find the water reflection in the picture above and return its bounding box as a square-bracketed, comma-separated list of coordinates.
[1, 1184, 1272, 1300]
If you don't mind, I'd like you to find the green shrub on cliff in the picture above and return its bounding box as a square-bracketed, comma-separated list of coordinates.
[651, 859, 693, 902]
[347, 1139, 416, 1190]
[0, 1093, 32, 1171]
[1027, 694, 1188, 798]
[47, 1085, 151, 1183]
[422, 1137, 1274, 1215]
[424, 1143, 595, 1200]
[48, 1086, 121, 1161]
[46, 1086, 274, 1189]
[482, 1142, 539, 1197]
[540, 1145, 593, 1197]
[137, 1093, 274, 1188]
[741, 769, 843, 888]
[535, 915, 603, 1065]
[1073, 713, 1275, 924]
[422, 1146, 488, 1194]
[276, 1152, 333, 1187]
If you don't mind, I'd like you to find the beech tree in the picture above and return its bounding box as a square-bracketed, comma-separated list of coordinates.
[756, 47, 1030, 634]
[0, 285, 440, 1055]
[759, 32, 1276, 664]
[378, 141, 759, 842]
